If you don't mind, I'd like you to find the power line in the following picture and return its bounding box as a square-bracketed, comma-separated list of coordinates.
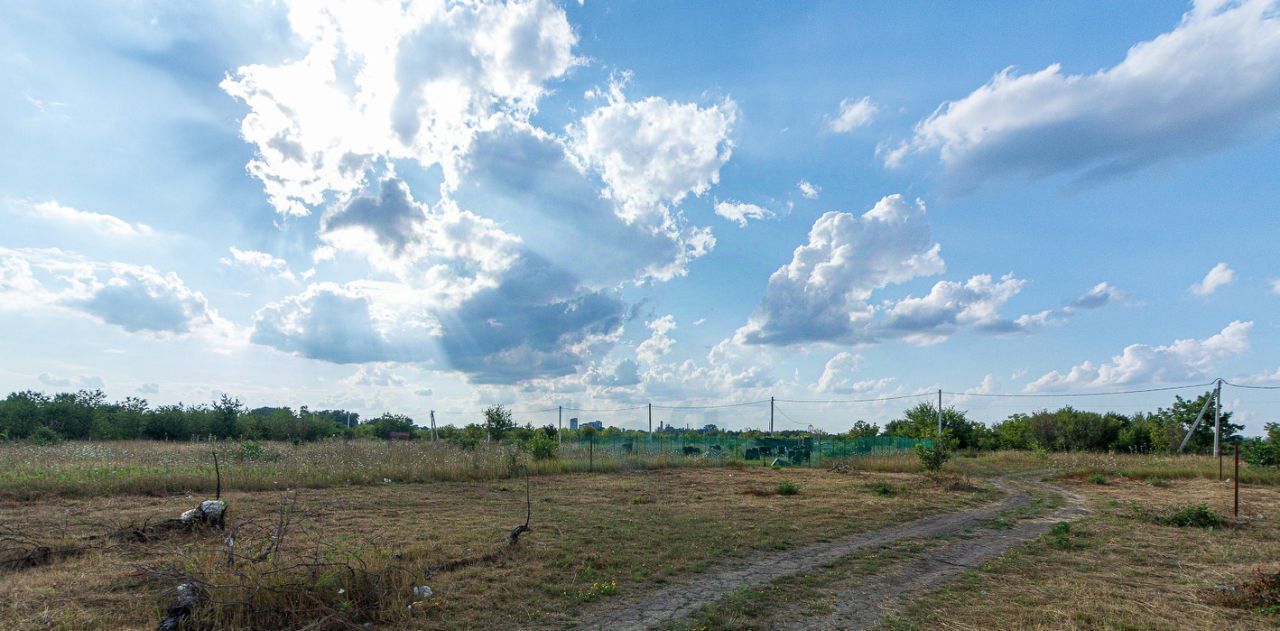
[561, 404, 648, 413]
[776, 392, 932, 404]
[1223, 380, 1280, 390]
[652, 399, 770, 410]
[941, 381, 1215, 398]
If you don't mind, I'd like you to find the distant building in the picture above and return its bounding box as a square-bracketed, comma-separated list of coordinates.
[583, 420, 604, 430]
[569, 417, 579, 430]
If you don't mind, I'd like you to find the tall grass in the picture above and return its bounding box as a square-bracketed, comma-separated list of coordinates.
[0, 440, 729, 499]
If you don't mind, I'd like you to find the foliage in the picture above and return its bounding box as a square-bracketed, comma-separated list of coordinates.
[870, 479, 897, 496]
[914, 435, 952, 472]
[775, 480, 799, 495]
[1045, 522, 1073, 550]
[29, 425, 61, 446]
[1207, 569, 1280, 613]
[1088, 473, 1107, 485]
[886, 403, 984, 449]
[846, 420, 880, 438]
[525, 433, 559, 461]
[1242, 438, 1280, 468]
[482, 405, 516, 441]
[359, 413, 416, 440]
[1160, 503, 1224, 528]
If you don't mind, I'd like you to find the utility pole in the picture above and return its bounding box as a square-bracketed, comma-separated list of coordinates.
[648, 403, 652, 434]
[770, 396, 775, 436]
[430, 410, 437, 441]
[937, 389, 943, 443]
[1215, 379, 1223, 479]
[558, 405, 563, 445]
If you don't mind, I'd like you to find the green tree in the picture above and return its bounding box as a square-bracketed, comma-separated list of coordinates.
[483, 405, 516, 441]
[846, 420, 880, 438]
[885, 402, 980, 449]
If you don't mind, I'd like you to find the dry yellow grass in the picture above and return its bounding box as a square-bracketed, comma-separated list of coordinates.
[0, 466, 989, 630]
[884, 476, 1280, 630]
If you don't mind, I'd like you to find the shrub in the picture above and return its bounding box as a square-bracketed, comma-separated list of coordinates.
[1088, 473, 1108, 485]
[233, 440, 282, 463]
[1161, 503, 1223, 528]
[870, 480, 897, 496]
[915, 441, 950, 472]
[775, 480, 799, 496]
[526, 433, 558, 461]
[1242, 438, 1280, 468]
[28, 425, 61, 446]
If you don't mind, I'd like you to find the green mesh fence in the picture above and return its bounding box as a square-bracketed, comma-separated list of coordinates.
[562, 434, 931, 466]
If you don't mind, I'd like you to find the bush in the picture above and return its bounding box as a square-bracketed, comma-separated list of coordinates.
[870, 480, 898, 496]
[1161, 503, 1223, 528]
[233, 440, 282, 463]
[526, 433, 558, 461]
[1088, 473, 1108, 485]
[775, 480, 799, 496]
[1242, 438, 1280, 468]
[915, 441, 950, 472]
[29, 425, 61, 445]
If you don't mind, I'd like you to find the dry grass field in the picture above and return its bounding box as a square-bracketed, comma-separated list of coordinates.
[2, 443, 1277, 630]
[0, 460, 990, 630]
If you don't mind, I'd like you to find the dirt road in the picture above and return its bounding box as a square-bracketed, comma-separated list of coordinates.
[570, 475, 1087, 630]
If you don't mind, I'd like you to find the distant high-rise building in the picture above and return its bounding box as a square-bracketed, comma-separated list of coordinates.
[569, 417, 579, 430]
[584, 420, 603, 430]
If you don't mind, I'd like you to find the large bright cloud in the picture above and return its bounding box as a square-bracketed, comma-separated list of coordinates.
[568, 78, 736, 223]
[886, 0, 1280, 186]
[221, 0, 578, 217]
[1025, 320, 1253, 391]
[736, 194, 945, 345]
[224, 1, 738, 384]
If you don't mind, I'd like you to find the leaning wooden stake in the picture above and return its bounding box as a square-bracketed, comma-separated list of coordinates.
[507, 463, 532, 545]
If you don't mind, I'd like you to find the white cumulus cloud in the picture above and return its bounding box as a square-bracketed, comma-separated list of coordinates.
[1025, 320, 1253, 391]
[887, 0, 1280, 187]
[713, 201, 773, 227]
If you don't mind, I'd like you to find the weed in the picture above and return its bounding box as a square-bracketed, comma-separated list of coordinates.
[575, 579, 618, 602]
[1144, 476, 1168, 487]
[1044, 522, 1073, 550]
[1088, 473, 1108, 485]
[871, 480, 898, 496]
[1160, 503, 1224, 529]
[776, 480, 800, 496]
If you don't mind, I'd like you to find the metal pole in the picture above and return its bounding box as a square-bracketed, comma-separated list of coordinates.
[1214, 379, 1222, 478]
[648, 403, 652, 434]
[937, 389, 943, 443]
[770, 396, 775, 436]
[1234, 441, 1240, 518]
[558, 405, 562, 445]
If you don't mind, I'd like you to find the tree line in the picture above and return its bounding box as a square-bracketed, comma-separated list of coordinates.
[1, 389, 1275, 465]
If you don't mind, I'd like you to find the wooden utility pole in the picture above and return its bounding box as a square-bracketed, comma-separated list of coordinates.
[1214, 379, 1223, 479]
[936, 389, 943, 443]
[430, 410, 437, 441]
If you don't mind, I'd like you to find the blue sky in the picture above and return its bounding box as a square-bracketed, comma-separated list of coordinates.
[2, 0, 1278, 434]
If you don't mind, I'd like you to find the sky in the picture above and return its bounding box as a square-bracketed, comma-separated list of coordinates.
[2, 0, 1279, 434]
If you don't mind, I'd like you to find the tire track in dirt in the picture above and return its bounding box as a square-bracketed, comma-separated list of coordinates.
[792, 478, 1088, 630]
[570, 475, 1084, 631]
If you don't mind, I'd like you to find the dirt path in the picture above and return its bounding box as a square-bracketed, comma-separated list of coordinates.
[792, 478, 1088, 630]
[570, 475, 1086, 631]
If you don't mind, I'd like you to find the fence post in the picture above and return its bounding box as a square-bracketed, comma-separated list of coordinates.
[1234, 441, 1240, 518]
[1215, 379, 1222, 478]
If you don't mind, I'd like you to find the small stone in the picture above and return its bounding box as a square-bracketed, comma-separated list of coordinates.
[413, 584, 434, 598]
